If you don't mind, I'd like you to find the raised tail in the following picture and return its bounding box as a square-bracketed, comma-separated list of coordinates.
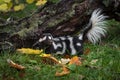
[82, 9, 108, 44]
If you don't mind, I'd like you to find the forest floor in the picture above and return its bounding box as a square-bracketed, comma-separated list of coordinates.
[0, 35, 120, 80]
[0, 20, 120, 80]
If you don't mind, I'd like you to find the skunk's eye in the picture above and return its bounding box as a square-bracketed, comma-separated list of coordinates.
[48, 36, 52, 39]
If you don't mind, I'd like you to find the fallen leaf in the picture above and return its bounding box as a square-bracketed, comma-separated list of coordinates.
[84, 48, 90, 55]
[7, 59, 25, 70]
[68, 56, 82, 65]
[17, 48, 43, 54]
[55, 67, 70, 76]
[40, 54, 60, 65]
[60, 58, 70, 64]
[26, 0, 34, 4]
[0, 3, 8, 12]
[63, 54, 71, 58]
[36, 0, 47, 6]
[14, 4, 25, 11]
[39, 53, 51, 57]
[4, 0, 11, 3]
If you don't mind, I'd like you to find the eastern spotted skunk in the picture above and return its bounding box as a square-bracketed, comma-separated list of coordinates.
[33, 9, 107, 55]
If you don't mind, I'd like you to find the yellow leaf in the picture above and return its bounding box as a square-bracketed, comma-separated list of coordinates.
[14, 5, 21, 11]
[7, 2, 13, 10]
[15, 0, 19, 4]
[26, 0, 34, 4]
[4, 0, 11, 3]
[40, 54, 60, 65]
[36, 0, 47, 6]
[17, 48, 43, 54]
[14, 4, 25, 11]
[39, 53, 51, 57]
[0, 0, 4, 4]
[19, 4, 25, 10]
[0, 3, 8, 12]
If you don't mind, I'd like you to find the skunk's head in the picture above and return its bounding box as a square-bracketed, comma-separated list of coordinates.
[32, 33, 53, 49]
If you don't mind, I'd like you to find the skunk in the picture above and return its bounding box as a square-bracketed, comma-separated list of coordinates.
[33, 9, 107, 55]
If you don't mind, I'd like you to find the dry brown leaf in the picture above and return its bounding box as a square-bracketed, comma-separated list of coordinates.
[41, 54, 60, 65]
[68, 56, 82, 65]
[84, 48, 90, 55]
[55, 67, 70, 76]
[7, 59, 25, 70]
[40, 54, 65, 66]
[63, 54, 71, 59]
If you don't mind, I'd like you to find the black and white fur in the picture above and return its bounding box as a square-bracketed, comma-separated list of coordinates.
[33, 9, 107, 55]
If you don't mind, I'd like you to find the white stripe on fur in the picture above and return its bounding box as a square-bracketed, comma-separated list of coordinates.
[52, 42, 62, 49]
[78, 34, 83, 40]
[68, 37, 76, 55]
[55, 42, 66, 55]
[39, 36, 46, 42]
[87, 9, 107, 44]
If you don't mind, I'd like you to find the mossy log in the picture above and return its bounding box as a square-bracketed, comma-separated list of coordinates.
[0, 0, 120, 51]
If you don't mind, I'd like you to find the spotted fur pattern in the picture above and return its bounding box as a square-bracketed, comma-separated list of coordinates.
[32, 9, 107, 55]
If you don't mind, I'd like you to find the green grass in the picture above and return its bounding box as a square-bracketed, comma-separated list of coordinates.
[0, 20, 120, 80]
[0, 38, 120, 80]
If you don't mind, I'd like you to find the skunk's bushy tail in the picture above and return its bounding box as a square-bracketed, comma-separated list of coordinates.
[83, 9, 107, 44]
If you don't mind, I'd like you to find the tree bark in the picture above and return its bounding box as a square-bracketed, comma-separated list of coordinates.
[0, 0, 120, 51]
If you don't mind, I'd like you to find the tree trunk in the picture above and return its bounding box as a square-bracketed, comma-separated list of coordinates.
[0, 0, 120, 51]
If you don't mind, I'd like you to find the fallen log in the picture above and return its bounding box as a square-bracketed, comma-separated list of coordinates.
[0, 0, 119, 51]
